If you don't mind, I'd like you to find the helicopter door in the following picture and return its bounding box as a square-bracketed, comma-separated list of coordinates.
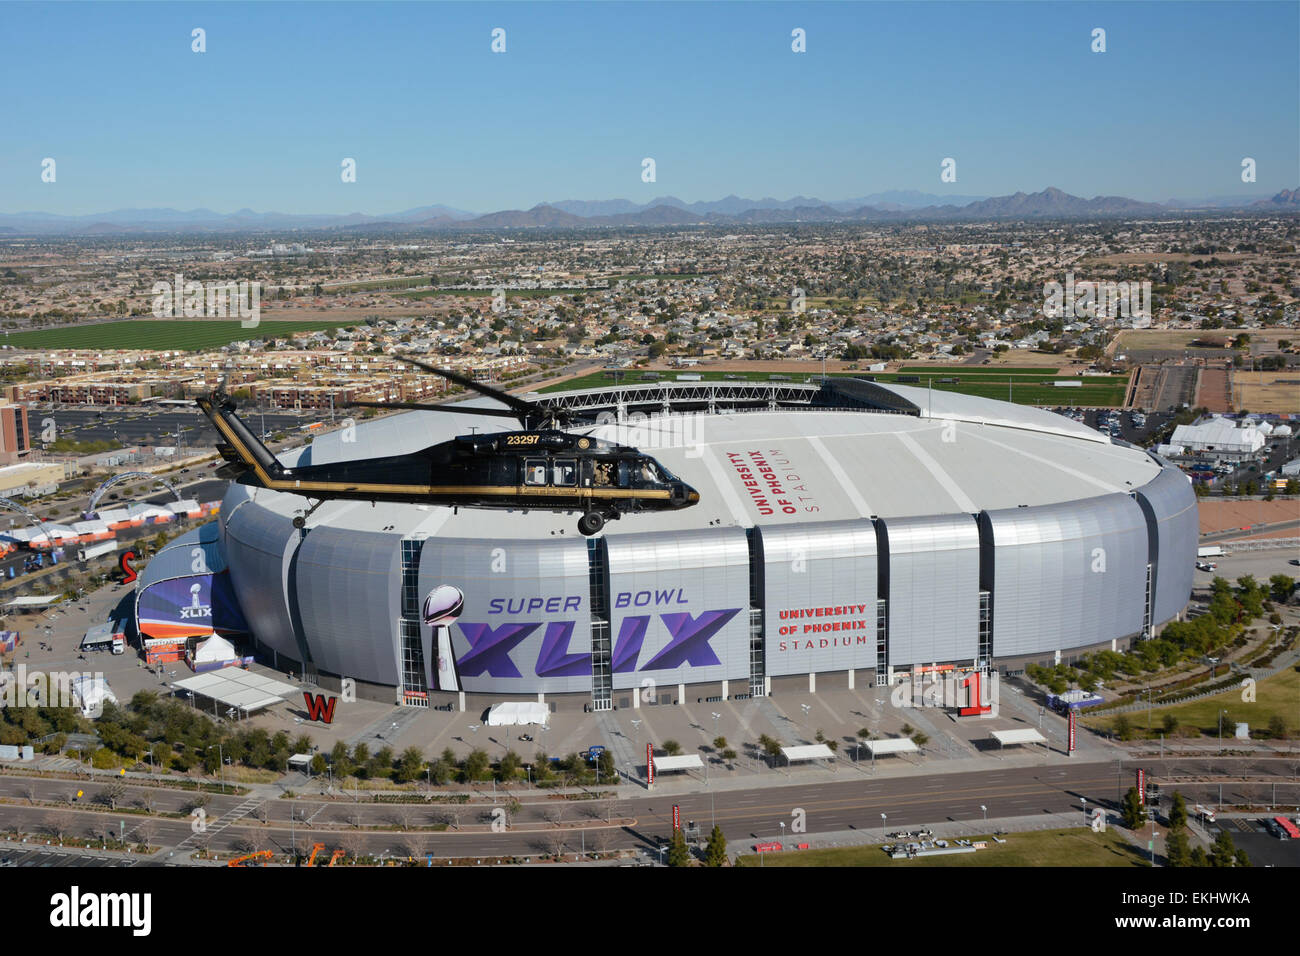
[524, 458, 548, 486]
[580, 459, 595, 488]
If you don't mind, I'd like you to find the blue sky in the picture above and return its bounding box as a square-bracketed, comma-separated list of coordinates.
[2, 1, 1296, 214]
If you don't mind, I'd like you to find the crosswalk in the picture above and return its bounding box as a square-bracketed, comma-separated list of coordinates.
[173, 795, 262, 850]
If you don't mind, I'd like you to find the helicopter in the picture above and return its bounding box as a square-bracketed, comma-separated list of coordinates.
[196, 355, 700, 535]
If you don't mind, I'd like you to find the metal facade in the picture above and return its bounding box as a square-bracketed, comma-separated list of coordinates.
[418, 536, 593, 695]
[1136, 467, 1198, 626]
[881, 513, 981, 666]
[757, 519, 878, 676]
[221, 487, 301, 663]
[983, 494, 1148, 658]
[293, 526, 402, 686]
[603, 527, 751, 690]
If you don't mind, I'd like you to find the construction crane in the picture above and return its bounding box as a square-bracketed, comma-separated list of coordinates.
[227, 850, 273, 867]
[327, 849, 345, 867]
[306, 842, 325, 867]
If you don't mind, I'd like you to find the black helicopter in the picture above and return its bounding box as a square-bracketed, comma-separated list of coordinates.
[196, 355, 700, 535]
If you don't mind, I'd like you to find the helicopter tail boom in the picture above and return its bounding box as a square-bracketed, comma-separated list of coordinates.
[196, 390, 288, 485]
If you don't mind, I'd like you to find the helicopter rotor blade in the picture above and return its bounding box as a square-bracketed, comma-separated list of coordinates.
[392, 354, 546, 421]
[343, 400, 521, 420]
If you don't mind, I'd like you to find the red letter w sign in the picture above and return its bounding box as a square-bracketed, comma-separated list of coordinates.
[303, 692, 338, 724]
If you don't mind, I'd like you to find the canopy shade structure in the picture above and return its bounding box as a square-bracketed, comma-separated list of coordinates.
[780, 744, 836, 763]
[863, 738, 919, 755]
[172, 669, 296, 715]
[80, 621, 121, 647]
[649, 754, 704, 773]
[990, 728, 1047, 749]
[4, 595, 60, 609]
[486, 701, 550, 727]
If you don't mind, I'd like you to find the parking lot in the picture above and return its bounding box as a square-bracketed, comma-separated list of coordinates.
[0, 847, 140, 868]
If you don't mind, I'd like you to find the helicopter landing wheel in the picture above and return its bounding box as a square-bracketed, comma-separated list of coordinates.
[577, 511, 605, 536]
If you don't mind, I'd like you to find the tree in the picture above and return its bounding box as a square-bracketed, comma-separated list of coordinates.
[721, 748, 737, 769]
[704, 824, 727, 866]
[661, 740, 682, 756]
[1114, 714, 1134, 741]
[310, 753, 327, 775]
[1210, 828, 1242, 867]
[1267, 714, 1289, 739]
[667, 827, 691, 867]
[712, 736, 727, 751]
[1165, 828, 1191, 867]
[1169, 791, 1188, 831]
[464, 748, 491, 781]
[329, 741, 354, 778]
[498, 749, 522, 782]
[396, 746, 426, 783]
[1121, 786, 1146, 830]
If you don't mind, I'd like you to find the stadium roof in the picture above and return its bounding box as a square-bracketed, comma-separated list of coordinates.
[256, 384, 1164, 539]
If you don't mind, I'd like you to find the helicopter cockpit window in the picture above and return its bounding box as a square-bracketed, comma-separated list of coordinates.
[524, 459, 548, 486]
[553, 459, 577, 487]
[639, 460, 663, 485]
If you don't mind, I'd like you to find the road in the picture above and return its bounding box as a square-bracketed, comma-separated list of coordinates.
[1, 755, 1294, 862]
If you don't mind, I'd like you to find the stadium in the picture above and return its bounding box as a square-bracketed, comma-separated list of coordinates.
[135, 378, 1197, 711]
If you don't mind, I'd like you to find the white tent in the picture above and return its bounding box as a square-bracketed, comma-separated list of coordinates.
[194, 634, 237, 663]
[486, 701, 549, 727]
[71, 676, 117, 718]
[1170, 419, 1264, 456]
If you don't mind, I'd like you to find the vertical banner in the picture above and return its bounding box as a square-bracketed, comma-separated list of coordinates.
[672, 804, 681, 832]
[1137, 768, 1146, 805]
[646, 743, 655, 786]
[1067, 709, 1077, 755]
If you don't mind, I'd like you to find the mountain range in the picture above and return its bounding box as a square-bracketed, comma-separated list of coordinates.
[1, 187, 1295, 235]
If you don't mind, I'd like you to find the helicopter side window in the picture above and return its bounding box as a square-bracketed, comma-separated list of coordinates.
[553, 459, 577, 487]
[524, 458, 548, 486]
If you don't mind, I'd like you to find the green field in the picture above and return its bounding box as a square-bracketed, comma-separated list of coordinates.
[539, 367, 1129, 406]
[734, 827, 1147, 867]
[4, 319, 359, 352]
[1085, 666, 1299, 739]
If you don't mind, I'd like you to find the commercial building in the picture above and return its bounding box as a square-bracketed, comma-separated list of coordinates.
[0, 402, 29, 464]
